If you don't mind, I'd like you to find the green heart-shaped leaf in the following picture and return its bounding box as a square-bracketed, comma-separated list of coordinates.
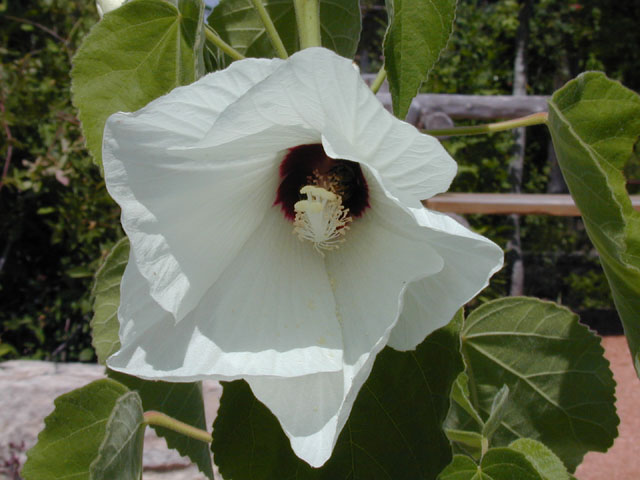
[22, 379, 136, 480]
[383, 0, 456, 119]
[91, 237, 129, 364]
[72, 0, 206, 167]
[208, 0, 361, 65]
[509, 438, 569, 480]
[90, 391, 146, 480]
[439, 438, 570, 480]
[482, 385, 509, 441]
[458, 297, 617, 471]
[547, 72, 640, 377]
[440, 447, 545, 480]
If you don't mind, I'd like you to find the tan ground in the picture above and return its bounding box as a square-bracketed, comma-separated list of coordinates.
[575, 336, 640, 480]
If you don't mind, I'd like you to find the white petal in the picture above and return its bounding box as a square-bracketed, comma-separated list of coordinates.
[388, 209, 504, 351]
[246, 345, 380, 468]
[103, 57, 316, 321]
[108, 207, 344, 380]
[322, 125, 456, 208]
[325, 167, 445, 364]
[196, 48, 456, 206]
[244, 168, 448, 467]
[246, 371, 343, 467]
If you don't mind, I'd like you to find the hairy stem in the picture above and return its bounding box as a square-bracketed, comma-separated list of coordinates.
[370, 66, 387, 94]
[293, 0, 322, 49]
[423, 112, 548, 137]
[204, 25, 245, 61]
[250, 0, 288, 58]
[143, 411, 212, 443]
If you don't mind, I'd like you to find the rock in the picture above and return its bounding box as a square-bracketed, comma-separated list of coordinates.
[0, 360, 222, 480]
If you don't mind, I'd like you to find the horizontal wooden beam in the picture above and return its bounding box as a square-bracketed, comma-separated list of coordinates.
[423, 193, 640, 216]
[375, 93, 549, 123]
[363, 75, 549, 123]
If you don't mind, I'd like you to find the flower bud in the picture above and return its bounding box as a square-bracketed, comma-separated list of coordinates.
[96, 0, 126, 18]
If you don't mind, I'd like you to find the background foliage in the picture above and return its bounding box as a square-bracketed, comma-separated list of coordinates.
[0, 0, 121, 361]
[429, 0, 639, 319]
[360, 0, 640, 318]
[1, 0, 638, 361]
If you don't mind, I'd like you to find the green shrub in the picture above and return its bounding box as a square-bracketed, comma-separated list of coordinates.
[0, 0, 122, 361]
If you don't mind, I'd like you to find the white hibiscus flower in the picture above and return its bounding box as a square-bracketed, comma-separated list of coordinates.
[103, 47, 503, 467]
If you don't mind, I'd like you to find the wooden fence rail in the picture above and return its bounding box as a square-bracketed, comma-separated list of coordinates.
[424, 193, 640, 216]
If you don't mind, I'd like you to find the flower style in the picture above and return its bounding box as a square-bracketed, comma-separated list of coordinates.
[103, 47, 503, 467]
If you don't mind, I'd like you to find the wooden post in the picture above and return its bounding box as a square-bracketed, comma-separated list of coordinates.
[507, 0, 532, 297]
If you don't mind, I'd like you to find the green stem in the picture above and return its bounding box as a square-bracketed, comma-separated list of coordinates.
[293, 0, 322, 49]
[481, 436, 489, 459]
[204, 25, 245, 61]
[423, 112, 548, 137]
[250, 0, 288, 59]
[143, 411, 212, 444]
[370, 66, 387, 94]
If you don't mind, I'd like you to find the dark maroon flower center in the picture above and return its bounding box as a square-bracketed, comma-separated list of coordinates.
[274, 144, 370, 220]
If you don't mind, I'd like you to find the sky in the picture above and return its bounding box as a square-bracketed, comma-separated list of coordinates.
[205, 0, 219, 13]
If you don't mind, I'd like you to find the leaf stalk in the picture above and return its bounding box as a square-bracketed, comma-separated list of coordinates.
[250, 0, 289, 58]
[143, 411, 212, 444]
[423, 112, 548, 137]
[370, 66, 387, 94]
[204, 25, 245, 61]
[293, 0, 322, 49]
